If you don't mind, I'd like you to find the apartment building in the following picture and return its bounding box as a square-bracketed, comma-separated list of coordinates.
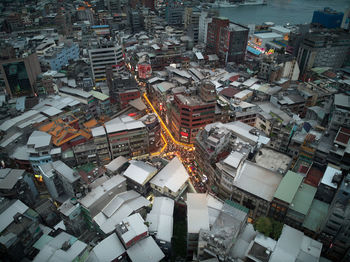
[105, 116, 149, 159]
[88, 39, 123, 82]
[170, 87, 216, 144]
[39, 160, 82, 203]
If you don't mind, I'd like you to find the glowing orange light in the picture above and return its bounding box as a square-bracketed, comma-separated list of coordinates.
[143, 93, 193, 148]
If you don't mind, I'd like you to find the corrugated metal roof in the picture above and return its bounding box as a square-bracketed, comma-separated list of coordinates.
[126, 236, 164, 262]
[150, 157, 189, 193]
[27, 130, 52, 148]
[289, 183, 317, 215]
[0, 200, 29, 233]
[302, 200, 329, 232]
[274, 171, 303, 204]
[88, 233, 125, 261]
[187, 193, 209, 234]
[0, 169, 25, 190]
[123, 160, 157, 185]
[89, 90, 109, 101]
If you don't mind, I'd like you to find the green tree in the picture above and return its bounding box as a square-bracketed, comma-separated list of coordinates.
[271, 219, 283, 240]
[253, 216, 284, 240]
[254, 216, 273, 237]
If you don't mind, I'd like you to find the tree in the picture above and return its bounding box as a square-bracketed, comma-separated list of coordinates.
[254, 216, 273, 237]
[254, 216, 283, 240]
[271, 219, 283, 240]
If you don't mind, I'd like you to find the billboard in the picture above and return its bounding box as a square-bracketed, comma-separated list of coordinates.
[138, 64, 152, 79]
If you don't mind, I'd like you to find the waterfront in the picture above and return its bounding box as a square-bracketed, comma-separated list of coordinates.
[218, 0, 350, 25]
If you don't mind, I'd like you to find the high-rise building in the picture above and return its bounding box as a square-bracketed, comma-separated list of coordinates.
[128, 9, 143, 33]
[198, 10, 218, 44]
[170, 82, 216, 144]
[165, 0, 184, 25]
[297, 31, 350, 75]
[207, 17, 249, 64]
[0, 53, 41, 98]
[88, 39, 124, 82]
[184, 7, 200, 43]
[312, 7, 344, 29]
[107, 0, 121, 13]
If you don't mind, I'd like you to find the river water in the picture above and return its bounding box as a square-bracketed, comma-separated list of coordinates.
[218, 0, 350, 26]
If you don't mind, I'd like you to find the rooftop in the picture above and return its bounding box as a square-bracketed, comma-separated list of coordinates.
[176, 94, 212, 107]
[334, 93, 350, 109]
[88, 233, 125, 262]
[33, 232, 87, 262]
[60, 87, 92, 99]
[150, 157, 189, 193]
[304, 166, 324, 187]
[269, 225, 322, 262]
[91, 126, 106, 137]
[0, 200, 29, 233]
[273, 171, 303, 204]
[105, 116, 145, 134]
[289, 183, 317, 215]
[320, 164, 341, 189]
[123, 160, 157, 186]
[118, 213, 148, 245]
[234, 161, 282, 202]
[223, 151, 245, 169]
[89, 90, 109, 101]
[0, 169, 25, 190]
[302, 199, 329, 233]
[94, 191, 150, 235]
[253, 32, 283, 39]
[187, 193, 210, 234]
[105, 156, 128, 173]
[79, 175, 126, 210]
[146, 197, 174, 243]
[27, 130, 51, 148]
[126, 236, 165, 262]
[255, 148, 291, 173]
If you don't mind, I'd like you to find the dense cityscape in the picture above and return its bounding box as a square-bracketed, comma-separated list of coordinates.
[0, 0, 349, 261]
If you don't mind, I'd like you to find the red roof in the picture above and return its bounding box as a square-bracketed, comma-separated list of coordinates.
[341, 127, 350, 134]
[305, 166, 324, 187]
[219, 87, 240, 98]
[335, 127, 350, 145]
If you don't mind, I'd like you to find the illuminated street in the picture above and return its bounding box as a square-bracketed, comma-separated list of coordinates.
[142, 92, 206, 193]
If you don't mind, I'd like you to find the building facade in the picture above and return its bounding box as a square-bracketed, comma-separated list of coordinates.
[88, 40, 123, 82]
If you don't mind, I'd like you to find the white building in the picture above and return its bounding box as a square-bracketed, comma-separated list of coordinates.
[146, 197, 174, 253]
[93, 190, 150, 235]
[198, 11, 213, 43]
[150, 157, 189, 199]
[186, 193, 210, 259]
[88, 41, 123, 82]
[79, 175, 126, 219]
[39, 160, 81, 203]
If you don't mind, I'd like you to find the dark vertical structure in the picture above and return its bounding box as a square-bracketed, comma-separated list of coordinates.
[207, 17, 249, 64]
